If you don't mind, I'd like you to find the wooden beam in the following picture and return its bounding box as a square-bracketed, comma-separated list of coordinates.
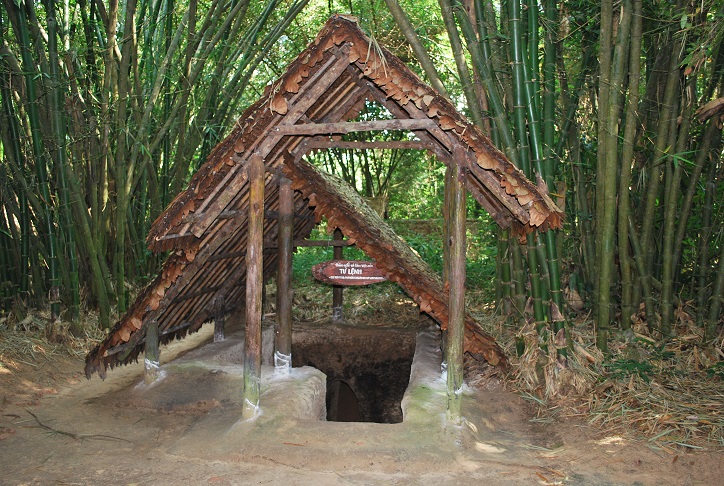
[263, 238, 354, 249]
[273, 118, 438, 136]
[263, 209, 315, 222]
[446, 159, 466, 424]
[243, 154, 265, 419]
[275, 177, 293, 373]
[170, 284, 223, 303]
[182, 209, 244, 225]
[350, 75, 456, 152]
[206, 237, 351, 262]
[160, 321, 193, 337]
[189, 163, 250, 239]
[304, 139, 436, 150]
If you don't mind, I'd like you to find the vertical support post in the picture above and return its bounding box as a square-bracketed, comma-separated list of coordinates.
[144, 319, 160, 385]
[332, 227, 344, 321]
[275, 177, 293, 373]
[243, 154, 264, 419]
[446, 162, 466, 424]
[443, 164, 453, 284]
[213, 295, 225, 342]
[442, 164, 454, 355]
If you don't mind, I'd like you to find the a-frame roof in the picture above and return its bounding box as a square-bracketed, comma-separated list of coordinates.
[85, 15, 562, 378]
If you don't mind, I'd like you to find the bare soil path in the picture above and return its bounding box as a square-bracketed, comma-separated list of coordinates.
[1, 324, 721, 485]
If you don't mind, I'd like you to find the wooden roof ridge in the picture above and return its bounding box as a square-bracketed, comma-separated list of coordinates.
[283, 154, 507, 366]
[145, 14, 562, 252]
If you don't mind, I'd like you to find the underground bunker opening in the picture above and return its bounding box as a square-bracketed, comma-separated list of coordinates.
[292, 325, 416, 423]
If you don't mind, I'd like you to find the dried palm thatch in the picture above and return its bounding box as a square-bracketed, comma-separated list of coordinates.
[471, 307, 723, 451]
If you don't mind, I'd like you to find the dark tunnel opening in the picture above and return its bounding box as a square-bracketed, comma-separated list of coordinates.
[292, 325, 416, 423]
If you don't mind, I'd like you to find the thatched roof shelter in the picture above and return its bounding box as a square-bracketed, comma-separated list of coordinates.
[85, 15, 562, 379]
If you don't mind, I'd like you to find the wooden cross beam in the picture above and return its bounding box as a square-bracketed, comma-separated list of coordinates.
[273, 118, 438, 136]
[303, 139, 436, 150]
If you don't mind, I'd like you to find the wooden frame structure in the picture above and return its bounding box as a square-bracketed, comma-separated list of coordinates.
[85, 15, 562, 417]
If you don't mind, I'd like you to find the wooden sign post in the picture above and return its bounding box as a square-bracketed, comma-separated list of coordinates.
[332, 228, 344, 321]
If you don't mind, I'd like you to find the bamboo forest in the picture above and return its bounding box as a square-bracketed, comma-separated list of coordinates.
[0, 0, 723, 461]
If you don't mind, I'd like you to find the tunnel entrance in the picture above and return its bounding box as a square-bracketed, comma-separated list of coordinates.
[292, 324, 416, 423]
[327, 380, 361, 422]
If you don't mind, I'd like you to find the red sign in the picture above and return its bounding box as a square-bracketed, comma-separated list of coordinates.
[312, 260, 387, 286]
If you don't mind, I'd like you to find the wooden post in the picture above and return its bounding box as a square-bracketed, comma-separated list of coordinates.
[213, 295, 225, 342]
[443, 164, 453, 285]
[275, 177, 293, 373]
[332, 227, 344, 321]
[446, 163, 466, 423]
[442, 164, 453, 355]
[243, 154, 264, 419]
[144, 319, 160, 385]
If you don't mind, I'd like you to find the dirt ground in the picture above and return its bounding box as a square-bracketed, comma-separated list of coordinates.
[1, 322, 722, 486]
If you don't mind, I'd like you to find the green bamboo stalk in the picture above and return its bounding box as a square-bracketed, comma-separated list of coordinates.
[596, 0, 632, 350]
[64, 159, 112, 328]
[459, 0, 516, 161]
[510, 234, 527, 321]
[167, 0, 199, 196]
[45, 0, 80, 323]
[13, 0, 60, 320]
[535, 234, 551, 306]
[542, 0, 556, 178]
[672, 121, 720, 279]
[507, 0, 547, 333]
[478, 0, 513, 112]
[638, 34, 683, 333]
[113, 0, 139, 313]
[554, 46, 595, 157]
[540, 0, 567, 352]
[385, 0, 449, 98]
[628, 217, 655, 331]
[439, 0, 486, 129]
[507, 0, 532, 176]
[497, 228, 512, 316]
[125, 5, 189, 191]
[0, 207, 12, 311]
[524, 0, 540, 127]
[660, 76, 695, 336]
[519, 0, 567, 352]
[593, 0, 613, 336]
[160, 0, 173, 209]
[510, 235, 527, 356]
[0, 14, 29, 299]
[696, 161, 717, 328]
[541, 0, 567, 350]
[192, 2, 288, 160]
[617, 0, 643, 328]
[705, 232, 724, 342]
